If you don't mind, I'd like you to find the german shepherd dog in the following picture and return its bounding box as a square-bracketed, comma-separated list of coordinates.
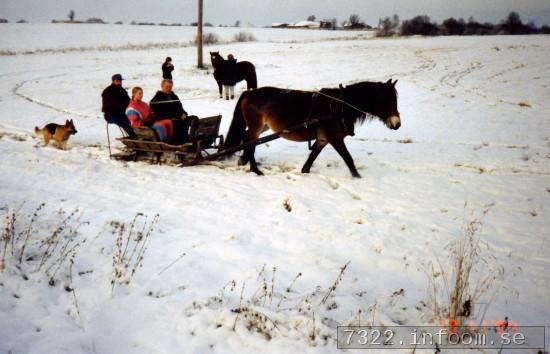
[35, 119, 77, 150]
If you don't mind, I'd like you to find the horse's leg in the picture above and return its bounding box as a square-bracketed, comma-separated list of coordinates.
[238, 129, 250, 165]
[242, 116, 265, 176]
[218, 81, 223, 98]
[301, 140, 328, 174]
[247, 142, 263, 176]
[240, 130, 263, 175]
[330, 139, 361, 178]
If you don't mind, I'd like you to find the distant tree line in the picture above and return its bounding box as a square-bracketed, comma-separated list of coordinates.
[4, 10, 548, 35]
[0, 18, 29, 23]
[377, 12, 550, 37]
[343, 14, 372, 29]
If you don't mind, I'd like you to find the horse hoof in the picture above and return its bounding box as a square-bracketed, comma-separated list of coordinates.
[301, 168, 310, 174]
[352, 172, 361, 178]
[238, 157, 248, 166]
[251, 168, 264, 176]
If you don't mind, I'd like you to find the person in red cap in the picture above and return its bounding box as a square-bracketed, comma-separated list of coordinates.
[101, 74, 136, 138]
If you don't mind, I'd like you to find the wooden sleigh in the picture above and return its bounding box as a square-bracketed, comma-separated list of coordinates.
[112, 115, 224, 165]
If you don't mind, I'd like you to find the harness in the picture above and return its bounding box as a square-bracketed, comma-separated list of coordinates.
[150, 99, 182, 104]
[305, 93, 319, 150]
[338, 84, 353, 136]
[303, 84, 373, 149]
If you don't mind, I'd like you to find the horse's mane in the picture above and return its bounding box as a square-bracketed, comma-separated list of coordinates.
[323, 80, 398, 124]
[316, 81, 380, 125]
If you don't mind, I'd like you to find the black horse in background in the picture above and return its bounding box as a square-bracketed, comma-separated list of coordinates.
[224, 80, 401, 177]
[210, 52, 257, 98]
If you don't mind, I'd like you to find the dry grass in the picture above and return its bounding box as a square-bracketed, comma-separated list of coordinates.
[190, 262, 353, 346]
[195, 32, 220, 45]
[0, 203, 87, 285]
[233, 31, 257, 42]
[110, 213, 159, 295]
[1, 41, 196, 56]
[422, 204, 504, 325]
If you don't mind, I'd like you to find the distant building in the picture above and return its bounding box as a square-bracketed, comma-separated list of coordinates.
[272, 20, 325, 29]
[290, 21, 320, 29]
[343, 22, 372, 30]
[319, 21, 332, 29]
[271, 22, 289, 28]
[86, 18, 106, 24]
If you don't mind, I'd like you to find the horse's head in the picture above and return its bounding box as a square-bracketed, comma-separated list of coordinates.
[381, 79, 400, 130]
[346, 80, 401, 130]
[210, 51, 222, 66]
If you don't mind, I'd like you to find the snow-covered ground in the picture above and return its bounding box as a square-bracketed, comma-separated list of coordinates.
[0, 24, 549, 353]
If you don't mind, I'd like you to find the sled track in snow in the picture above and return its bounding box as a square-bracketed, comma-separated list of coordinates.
[12, 74, 217, 122]
[13, 79, 101, 119]
[11, 66, 107, 120]
[439, 61, 483, 88]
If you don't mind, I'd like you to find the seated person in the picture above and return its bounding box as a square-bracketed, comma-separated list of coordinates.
[125, 87, 174, 142]
[102, 74, 137, 139]
[150, 79, 198, 144]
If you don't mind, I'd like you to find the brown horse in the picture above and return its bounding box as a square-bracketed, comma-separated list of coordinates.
[224, 80, 401, 177]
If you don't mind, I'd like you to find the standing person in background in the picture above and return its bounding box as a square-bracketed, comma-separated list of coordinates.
[162, 57, 174, 80]
[223, 54, 238, 100]
[101, 74, 136, 138]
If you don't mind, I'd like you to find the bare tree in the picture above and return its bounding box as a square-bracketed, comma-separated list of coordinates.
[68, 9, 75, 22]
[348, 14, 361, 26]
[501, 11, 528, 34]
[307, 15, 316, 22]
[376, 14, 400, 37]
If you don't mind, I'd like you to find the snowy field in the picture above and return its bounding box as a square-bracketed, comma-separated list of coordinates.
[0, 24, 549, 353]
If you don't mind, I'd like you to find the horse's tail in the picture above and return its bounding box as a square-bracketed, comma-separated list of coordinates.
[224, 92, 248, 151]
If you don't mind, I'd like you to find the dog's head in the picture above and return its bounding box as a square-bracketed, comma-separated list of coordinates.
[65, 119, 77, 135]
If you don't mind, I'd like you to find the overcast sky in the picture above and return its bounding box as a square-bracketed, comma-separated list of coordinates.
[1, 0, 549, 26]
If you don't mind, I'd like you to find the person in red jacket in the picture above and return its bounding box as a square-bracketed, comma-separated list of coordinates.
[126, 87, 173, 142]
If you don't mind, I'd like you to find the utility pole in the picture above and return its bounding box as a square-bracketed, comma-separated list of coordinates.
[197, 0, 204, 68]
